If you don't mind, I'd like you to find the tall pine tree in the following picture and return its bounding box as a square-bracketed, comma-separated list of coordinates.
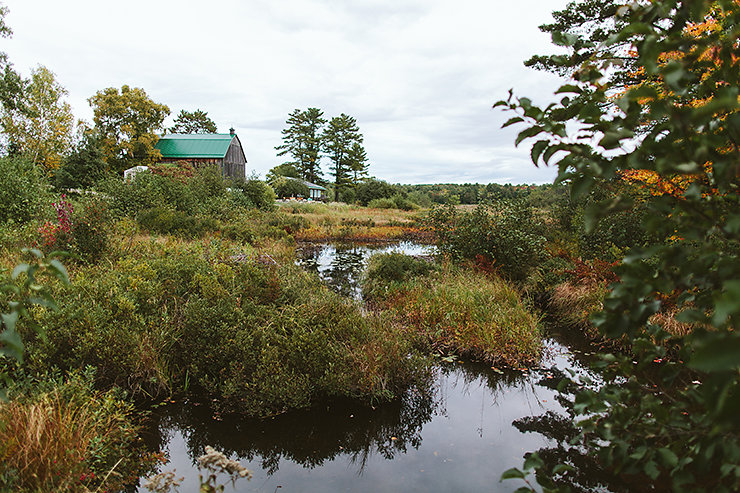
[323, 113, 362, 197]
[275, 107, 326, 183]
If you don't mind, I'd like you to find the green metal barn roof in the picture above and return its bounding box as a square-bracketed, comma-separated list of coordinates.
[155, 134, 234, 158]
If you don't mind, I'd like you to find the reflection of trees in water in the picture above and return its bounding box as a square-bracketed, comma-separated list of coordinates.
[144, 382, 438, 476]
[324, 246, 365, 297]
[511, 370, 629, 492]
[296, 243, 391, 298]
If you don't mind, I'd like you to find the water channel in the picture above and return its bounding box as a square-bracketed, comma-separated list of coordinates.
[140, 242, 591, 492]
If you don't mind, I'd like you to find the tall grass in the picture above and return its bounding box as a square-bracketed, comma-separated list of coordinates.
[0, 372, 151, 492]
[364, 257, 541, 366]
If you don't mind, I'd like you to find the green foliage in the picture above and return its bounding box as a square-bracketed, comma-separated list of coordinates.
[428, 202, 548, 282]
[54, 130, 109, 190]
[338, 186, 356, 204]
[88, 85, 170, 174]
[368, 194, 418, 211]
[275, 108, 326, 184]
[362, 252, 438, 298]
[499, 0, 740, 490]
[356, 178, 396, 206]
[271, 176, 310, 199]
[23, 241, 425, 414]
[265, 162, 300, 182]
[169, 109, 217, 134]
[0, 156, 48, 224]
[230, 176, 276, 211]
[323, 113, 363, 196]
[137, 207, 218, 238]
[70, 196, 109, 263]
[0, 65, 74, 172]
[0, 249, 68, 399]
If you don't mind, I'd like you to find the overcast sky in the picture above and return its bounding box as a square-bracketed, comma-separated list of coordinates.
[3, 0, 571, 184]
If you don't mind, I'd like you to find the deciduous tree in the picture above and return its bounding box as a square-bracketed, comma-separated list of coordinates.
[0, 65, 74, 172]
[88, 85, 169, 174]
[499, 0, 740, 490]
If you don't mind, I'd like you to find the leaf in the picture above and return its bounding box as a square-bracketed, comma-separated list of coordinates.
[555, 84, 582, 94]
[1, 311, 18, 332]
[502, 117, 525, 128]
[500, 468, 526, 480]
[657, 448, 678, 469]
[0, 328, 24, 362]
[48, 259, 70, 284]
[712, 280, 740, 326]
[690, 333, 740, 372]
[515, 126, 544, 147]
[553, 464, 574, 474]
[11, 263, 29, 280]
[523, 453, 544, 471]
[643, 460, 660, 480]
[530, 140, 550, 166]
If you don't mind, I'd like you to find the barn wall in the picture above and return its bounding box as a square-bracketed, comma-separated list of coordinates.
[223, 140, 246, 179]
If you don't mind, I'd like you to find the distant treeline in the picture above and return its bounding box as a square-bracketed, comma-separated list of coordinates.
[397, 183, 539, 205]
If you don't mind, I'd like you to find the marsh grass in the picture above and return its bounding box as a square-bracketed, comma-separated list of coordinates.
[0, 372, 150, 492]
[365, 259, 541, 367]
[280, 202, 424, 241]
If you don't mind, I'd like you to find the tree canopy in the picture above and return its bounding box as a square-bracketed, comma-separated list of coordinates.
[275, 108, 326, 184]
[88, 85, 169, 174]
[169, 109, 217, 134]
[323, 113, 363, 195]
[0, 65, 74, 172]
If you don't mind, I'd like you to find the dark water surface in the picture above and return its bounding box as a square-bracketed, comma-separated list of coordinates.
[139, 242, 588, 492]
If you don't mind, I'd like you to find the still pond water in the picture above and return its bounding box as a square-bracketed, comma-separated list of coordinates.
[140, 242, 589, 492]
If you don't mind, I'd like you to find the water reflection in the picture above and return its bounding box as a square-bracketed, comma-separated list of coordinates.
[144, 381, 438, 477]
[296, 241, 436, 299]
[139, 347, 586, 492]
[136, 242, 605, 492]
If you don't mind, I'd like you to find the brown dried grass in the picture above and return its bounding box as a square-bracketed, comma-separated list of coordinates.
[0, 390, 119, 492]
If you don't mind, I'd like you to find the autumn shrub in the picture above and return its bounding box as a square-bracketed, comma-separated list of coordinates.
[71, 196, 109, 262]
[364, 261, 541, 366]
[0, 369, 153, 492]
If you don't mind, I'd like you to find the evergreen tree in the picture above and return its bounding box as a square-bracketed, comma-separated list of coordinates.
[275, 107, 325, 183]
[346, 142, 369, 188]
[323, 113, 362, 198]
[169, 109, 217, 134]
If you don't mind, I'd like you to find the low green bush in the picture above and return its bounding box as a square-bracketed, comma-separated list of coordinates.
[0, 156, 49, 224]
[427, 201, 548, 282]
[363, 253, 437, 298]
[22, 241, 427, 416]
[137, 207, 219, 238]
[368, 197, 395, 209]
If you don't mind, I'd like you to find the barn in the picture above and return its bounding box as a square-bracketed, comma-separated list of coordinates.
[155, 128, 247, 179]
